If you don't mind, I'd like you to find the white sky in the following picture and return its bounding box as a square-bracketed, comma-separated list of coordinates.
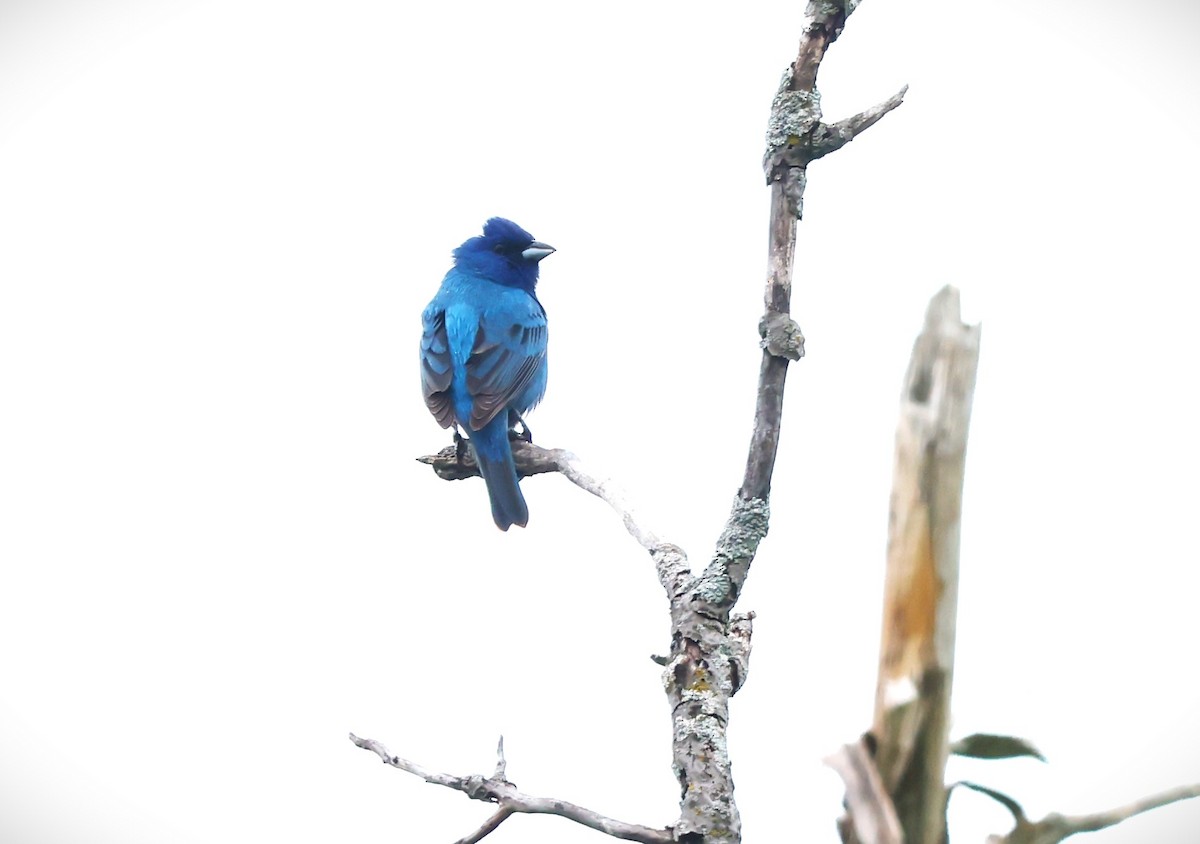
[1, 1, 1198, 843]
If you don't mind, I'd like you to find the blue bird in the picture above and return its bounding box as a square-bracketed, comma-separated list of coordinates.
[420, 218, 554, 530]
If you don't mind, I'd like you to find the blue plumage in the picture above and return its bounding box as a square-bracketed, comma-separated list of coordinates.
[420, 218, 554, 529]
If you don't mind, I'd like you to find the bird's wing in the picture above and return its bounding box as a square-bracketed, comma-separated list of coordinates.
[420, 306, 456, 428]
[465, 298, 547, 431]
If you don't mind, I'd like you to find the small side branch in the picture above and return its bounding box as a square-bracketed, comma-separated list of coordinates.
[492, 735, 506, 781]
[980, 782, 1200, 844]
[349, 733, 673, 844]
[811, 85, 908, 160]
[418, 441, 692, 596]
[1059, 783, 1200, 834]
[454, 807, 514, 844]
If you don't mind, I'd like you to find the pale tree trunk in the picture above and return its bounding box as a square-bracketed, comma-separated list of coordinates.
[829, 285, 980, 844]
[872, 286, 981, 844]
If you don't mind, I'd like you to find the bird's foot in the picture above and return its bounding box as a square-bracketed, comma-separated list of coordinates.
[507, 410, 534, 444]
[508, 425, 533, 444]
[453, 430, 468, 463]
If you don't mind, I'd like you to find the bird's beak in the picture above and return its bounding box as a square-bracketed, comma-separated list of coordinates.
[521, 241, 555, 262]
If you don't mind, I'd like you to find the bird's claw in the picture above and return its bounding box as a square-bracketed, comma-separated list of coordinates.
[507, 410, 533, 444]
[508, 425, 533, 444]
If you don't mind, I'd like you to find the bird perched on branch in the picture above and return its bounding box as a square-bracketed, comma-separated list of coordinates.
[419, 218, 555, 530]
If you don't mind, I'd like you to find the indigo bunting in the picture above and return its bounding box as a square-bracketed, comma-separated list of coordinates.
[420, 218, 554, 530]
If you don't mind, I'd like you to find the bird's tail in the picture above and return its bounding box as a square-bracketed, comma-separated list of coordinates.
[470, 416, 528, 530]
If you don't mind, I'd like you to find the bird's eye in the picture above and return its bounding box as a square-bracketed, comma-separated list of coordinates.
[492, 244, 506, 254]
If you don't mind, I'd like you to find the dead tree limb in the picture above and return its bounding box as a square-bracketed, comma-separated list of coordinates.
[849, 286, 980, 844]
[348, 734, 673, 844]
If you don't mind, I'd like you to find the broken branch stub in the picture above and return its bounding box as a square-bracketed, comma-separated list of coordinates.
[871, 285, 981, 844]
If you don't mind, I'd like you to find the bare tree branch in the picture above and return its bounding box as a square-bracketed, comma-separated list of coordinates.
[453, 806, 513, 844]
[977, 782, 1200, 844]
[749, 0, 904, 504]
[492, 735, 506, 781]
[348, 733, 673, 844]
[418, 442, 692, 596]
[655, 4, 904, 839]
[811, 85, 909, 160]
[1061, 783, 1200, 834]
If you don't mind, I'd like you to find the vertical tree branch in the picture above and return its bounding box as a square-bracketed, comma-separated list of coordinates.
[867, 286, 981, 844]
[659, 3, 905, 842]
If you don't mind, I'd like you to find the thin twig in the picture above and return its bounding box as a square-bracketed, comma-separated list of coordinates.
[348, 734, 673, 844]
[980, 782, 1200, 844]
[492, 735, 506, 781]
[419, 442, 693, 597]
[452, 806, 514, 844]
[812, 85, 909, 160]
[1062, 783, 1200, 833]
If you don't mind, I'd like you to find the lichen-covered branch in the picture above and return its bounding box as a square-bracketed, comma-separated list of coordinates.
[974, 781, 1200, 844]
[348, 733, 673, 844]
[748, 0, 905, 503]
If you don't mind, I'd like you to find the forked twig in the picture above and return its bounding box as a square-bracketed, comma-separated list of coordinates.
[348, 733, 673, 844]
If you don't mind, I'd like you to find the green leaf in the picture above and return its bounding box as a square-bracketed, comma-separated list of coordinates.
[950, 733, 1046, 762]
[950, 780, 1027, 823]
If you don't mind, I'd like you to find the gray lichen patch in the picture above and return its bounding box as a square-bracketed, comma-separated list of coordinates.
[714, 497, 770, 563]
[764, 69, 823, 163]
[679, 686, 731, 716]
[761, 312, 805, 360]
[694, 570, 733, 605]
[813, 0, 856, 21]
[690, 497, 771, 613]
[674, 714, 730, 761]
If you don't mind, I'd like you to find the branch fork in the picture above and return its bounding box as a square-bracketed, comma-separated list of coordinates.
[763, 2, 906, 220]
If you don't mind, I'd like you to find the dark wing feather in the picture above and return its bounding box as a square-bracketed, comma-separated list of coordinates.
[465, 307, 547, 431]
[420, 309, 456, 428]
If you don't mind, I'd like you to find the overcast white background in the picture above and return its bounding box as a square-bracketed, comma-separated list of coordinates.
[2, 1, 1198, 843]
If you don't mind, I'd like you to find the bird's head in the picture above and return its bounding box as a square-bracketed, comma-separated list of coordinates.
[452, 217, 555, 293]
